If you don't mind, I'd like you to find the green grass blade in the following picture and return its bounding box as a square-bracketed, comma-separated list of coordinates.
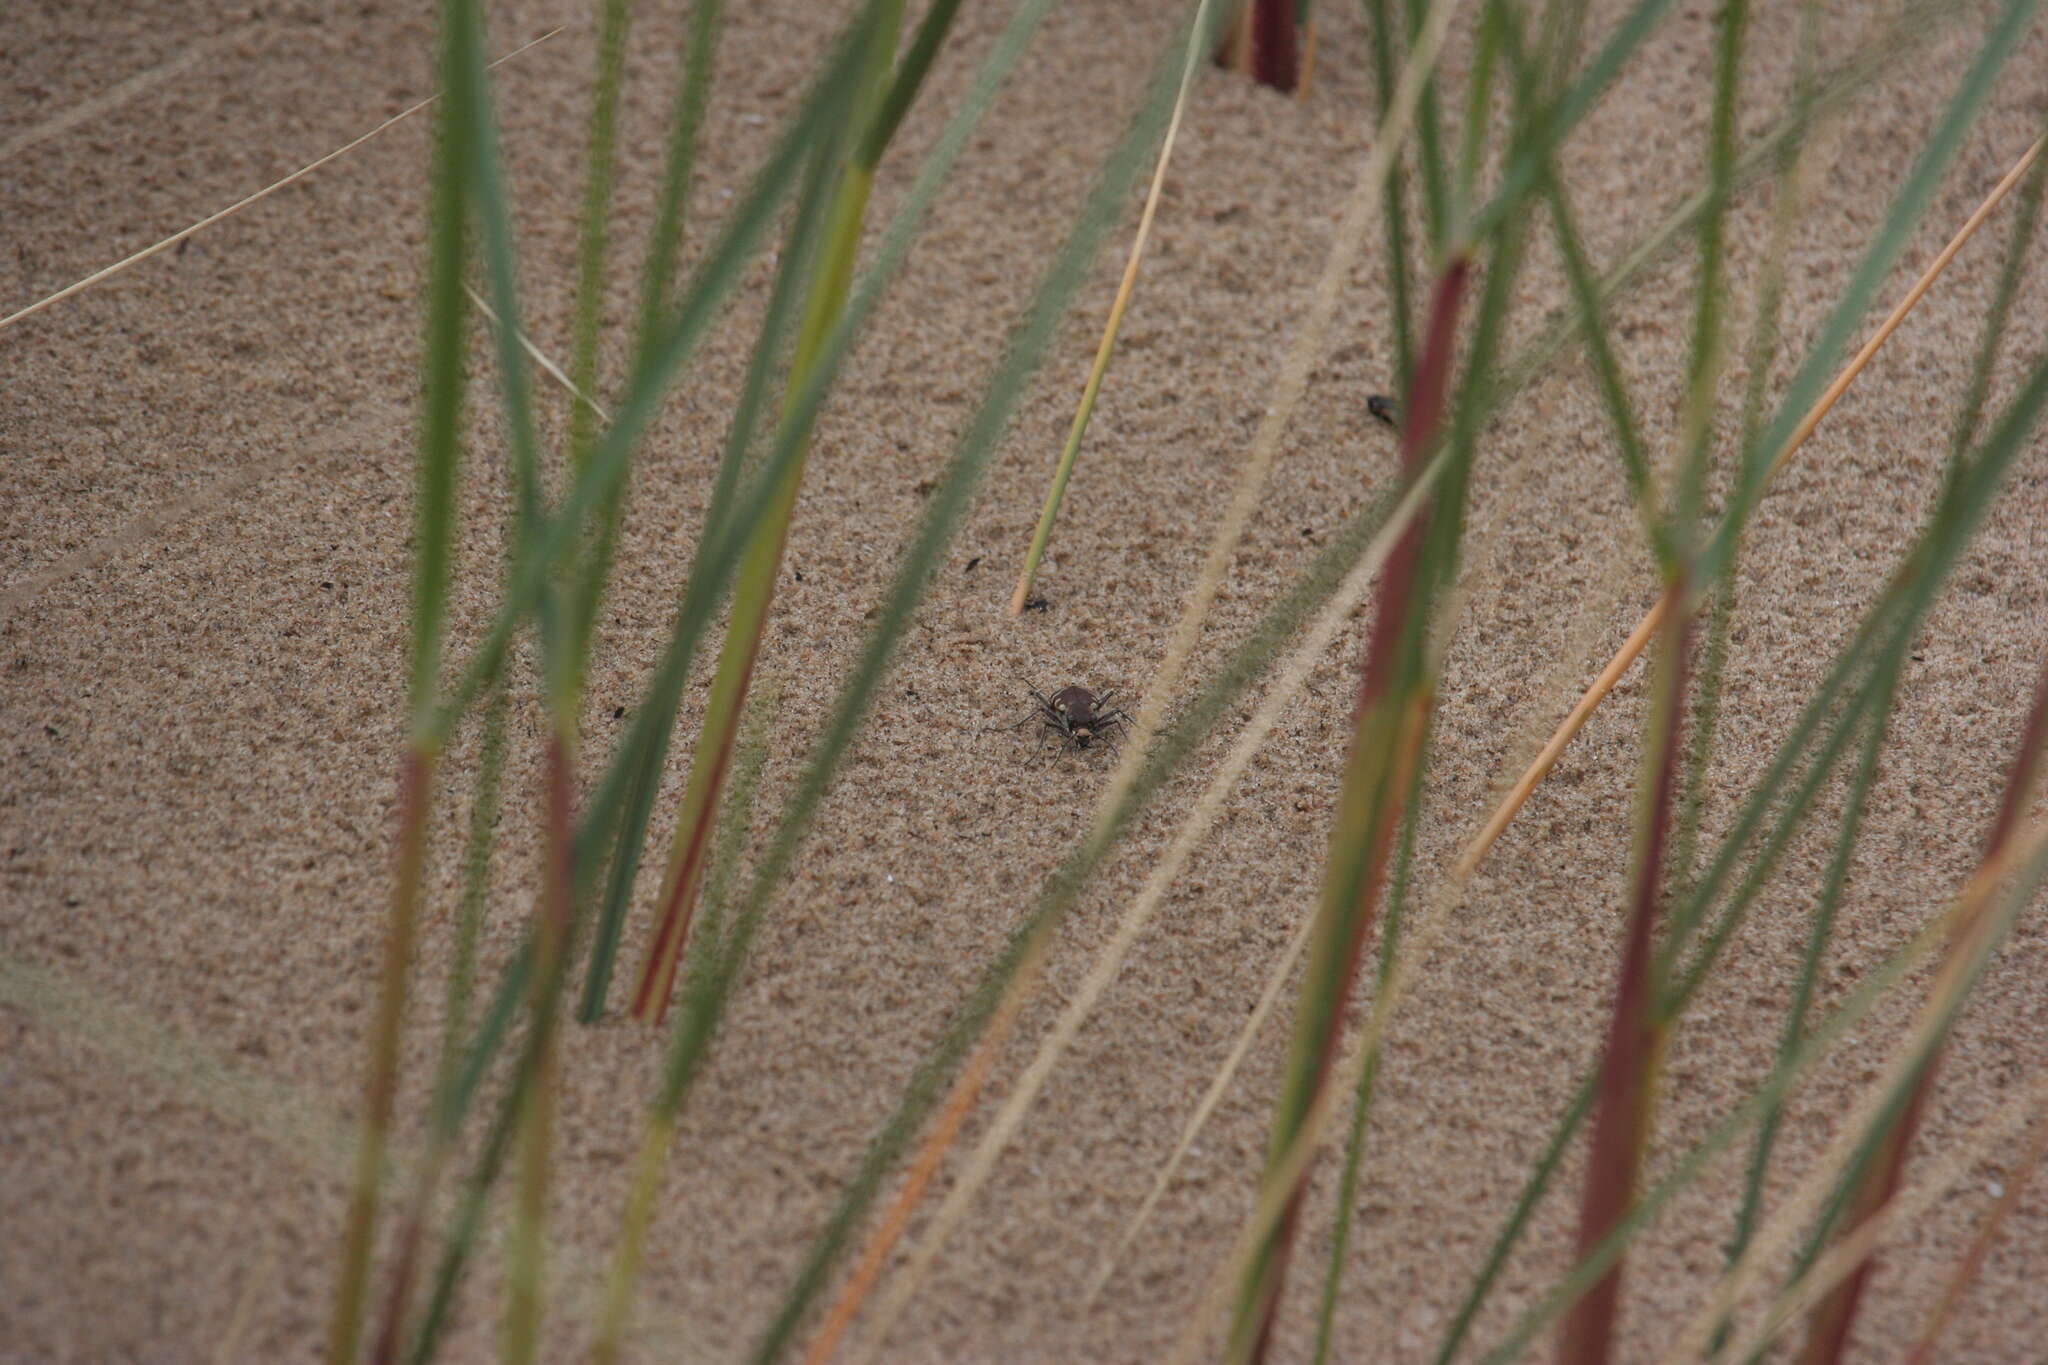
[1715, 664, 1897, 1354]
[422, 12, 882, 745]
[575, 100, 850, 1023]
[629, 5, 903, 1024]
[1311, 716, 1433, 1364]
[1401, 0, 1451, 247]
[326, 0, 472, 1352]
[1470, 838, 2048, 1365]
[562, 0, 638, 683]
[1495, 5, 1667, 566]
[1714, 137, 2043, 1353]
[1434, 348, 2048, 1363]
[1699, 0, 2040, 591]
[1465, 0, 1682, 243]
[637, 0, 726, 347]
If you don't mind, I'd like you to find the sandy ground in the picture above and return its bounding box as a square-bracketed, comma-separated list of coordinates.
[5, 1, 2048, 1361]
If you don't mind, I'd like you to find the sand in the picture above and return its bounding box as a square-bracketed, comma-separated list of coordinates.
[4, 1, 2047, 1361]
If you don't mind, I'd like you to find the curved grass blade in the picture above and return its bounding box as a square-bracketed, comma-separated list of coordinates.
[576, 82, 851, 1023]
[1712, 128, 2044, 1353]
[1470, 820, 2048, 1365]
[1788, 654, 2048, 1365]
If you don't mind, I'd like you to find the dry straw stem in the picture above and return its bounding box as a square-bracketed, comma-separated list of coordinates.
[465, 283, 614, 422]
[1654, 810, 2048, 1365]
[1711, 1068, 2048, 1365]
[1009, 0, 1221, 615]
[847, 426, 1465, 1365]
[211, 1235, 278, 1365]
[0, 28, 561, 335]
[1462, 129, 2047, 878]
[1902, 1097, 2048, 1365]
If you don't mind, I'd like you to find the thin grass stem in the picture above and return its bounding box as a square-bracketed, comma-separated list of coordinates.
[630, 3, 911, 1026]
[1008, 0, 1221, 615]
[0, 30, 560, 335]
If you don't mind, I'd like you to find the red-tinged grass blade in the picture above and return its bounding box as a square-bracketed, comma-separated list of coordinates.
[627, 156, 880, 1027]
[367, 676, 509, 1365]
[1228, 257, 1468, 1365]
[330, 750, 438, 1365]
[631, 0, 968, 1025]
[1792, 653, 2048, 1365]
[327, 0, 474, 1348]
[1557, 582, 1690, 1365]
[1215, 0, 1299, 91]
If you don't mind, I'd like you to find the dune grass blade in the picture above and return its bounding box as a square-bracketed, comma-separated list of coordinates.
[1699, 0, 2038, 593]
[326, 6, 472, 1351]
[638, 0, 726, 346]
[1493, 0, 1968, 410]
[1468, 823, 2048, 1365]
[1009, 0, 1217, 616]
[1669, 741, 2048, 1365]
[562, 0, 637, 683]
[576, 90, 849, 1023]
[503, 737, 577, 1364]
[1713, 664, 1895, 1353]
[1465, 0, 1681, 242]
[1715, 135, 2041, 1351]
[1310, 716, 1432, 1365]
[1229, 260, 1469, 1365]
[1558, 587, 1690, 1365]
[1401, 0, 1451, 248]
[627, 0, 974, 1024]
[1435, 350, 2048, 1364]
[629, 1, 912, 1026]
[1498, 12, 1665, 565]
[1561, 0, 1741, 1351]
[1902, 1103, 2048, 1364]
[592, 0, 1138, 1337]
[369, 674, 510, 1363]
[1468, 115, 2048, 954]
[587, 679, 776, 1364]
[1790, 656, 2048, 1364]
[1674, 0, 1819, 913]
[1713, 1077, 2048, 1365]
[1165, 774, 2048, 1365]
[585, 0, 1064, 1034]
[422, 15, 883, 746]
[776, 3, 1922, 1336]
[434, 5, 586, 1355]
